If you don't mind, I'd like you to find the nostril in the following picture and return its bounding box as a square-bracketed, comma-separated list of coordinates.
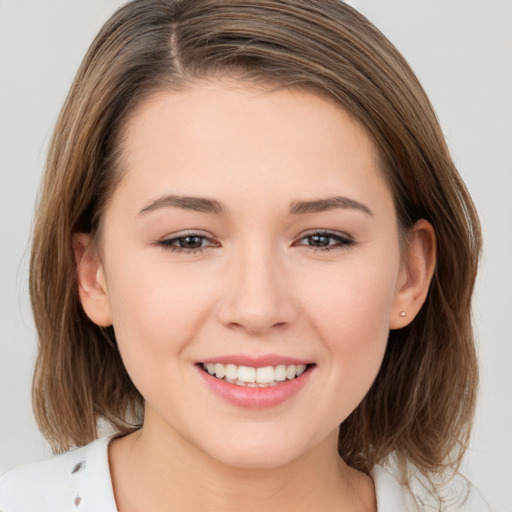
[226, 320, 290, 336]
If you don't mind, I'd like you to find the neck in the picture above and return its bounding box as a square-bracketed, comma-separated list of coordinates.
[109, 413, 376, 512]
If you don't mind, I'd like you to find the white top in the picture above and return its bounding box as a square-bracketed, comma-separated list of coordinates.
[0, 435, 418, 511]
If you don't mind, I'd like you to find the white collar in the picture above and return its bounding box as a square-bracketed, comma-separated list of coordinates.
[1, 434, 417, 511]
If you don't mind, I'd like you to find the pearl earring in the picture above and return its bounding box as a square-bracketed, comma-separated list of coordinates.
[400, 311, 406, 317]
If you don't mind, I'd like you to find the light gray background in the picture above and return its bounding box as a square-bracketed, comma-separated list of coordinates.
[1, 1, 511, 510]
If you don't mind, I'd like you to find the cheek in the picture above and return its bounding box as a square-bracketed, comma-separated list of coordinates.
[304, 253, 398, 336]
[301, 257, 399, 413]
[104, 258, 218, 378]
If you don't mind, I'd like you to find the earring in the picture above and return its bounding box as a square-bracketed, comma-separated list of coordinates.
[400, 311, 406, 317]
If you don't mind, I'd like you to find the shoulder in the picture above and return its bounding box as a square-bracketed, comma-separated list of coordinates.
[371, 464, 419, 512]
[371, 464, 491, 512]
[0, 435, 117, 512]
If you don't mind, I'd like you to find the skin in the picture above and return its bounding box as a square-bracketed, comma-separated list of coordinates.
[74, 79, 435, 511]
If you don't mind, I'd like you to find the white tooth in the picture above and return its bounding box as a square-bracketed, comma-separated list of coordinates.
[237, 366, 256, 383]
[274, 365, 287, 381]
[247, 382, 258, 387]
[206, 362, 306, 384]
[214, 363, 226, 379]
[225, 364, 238, 380]
[256, 366, 275, 383]
[286, 365, 297, 380]
[258, 382, 269, 388]
[268, 381, 278, 386]
[296, 364, 306, 377]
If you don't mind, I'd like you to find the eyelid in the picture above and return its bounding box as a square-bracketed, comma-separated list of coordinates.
[158, 229, 214, 240]
[296, 228, 353, 241]
[154, 229, 354, 255]
[294, 229, 355, 251]
[156, 230, 220, 253]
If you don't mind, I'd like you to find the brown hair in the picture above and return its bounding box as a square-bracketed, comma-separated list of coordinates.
[30, 0, 481, 505]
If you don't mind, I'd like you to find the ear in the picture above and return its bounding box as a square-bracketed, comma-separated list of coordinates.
[72, 233, 113, 327]
[390, 219, 436, 329]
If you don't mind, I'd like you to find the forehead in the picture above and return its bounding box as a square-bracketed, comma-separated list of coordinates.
[112, 79, 391, 215]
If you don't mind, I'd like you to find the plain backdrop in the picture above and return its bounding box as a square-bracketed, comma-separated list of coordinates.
[1, 1, 511, 510]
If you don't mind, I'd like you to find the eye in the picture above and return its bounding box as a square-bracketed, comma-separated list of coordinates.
[295, 231, 354, 252]
[157, 232, 219, 254]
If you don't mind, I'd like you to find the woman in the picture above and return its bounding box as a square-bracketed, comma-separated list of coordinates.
[0, 1, 482, 510]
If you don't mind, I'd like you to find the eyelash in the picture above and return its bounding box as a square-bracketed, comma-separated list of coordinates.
[156, 230, 354, 255]
[295, 231, 355, 252]
[156, 232, 218, 254]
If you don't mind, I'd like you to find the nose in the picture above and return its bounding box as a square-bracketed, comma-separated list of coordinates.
[216, 244, 299, 336]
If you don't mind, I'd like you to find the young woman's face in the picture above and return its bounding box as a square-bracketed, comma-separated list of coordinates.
[92, 79, 407, 468]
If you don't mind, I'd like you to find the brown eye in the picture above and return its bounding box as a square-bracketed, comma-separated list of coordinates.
[177, 235, 204, 249]
[296, 231, 354, 252]
[306, 234, 331, 247]
[157, 232, 219, 254]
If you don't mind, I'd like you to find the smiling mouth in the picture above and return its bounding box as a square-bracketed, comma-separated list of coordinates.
[200, 363, 314, 388]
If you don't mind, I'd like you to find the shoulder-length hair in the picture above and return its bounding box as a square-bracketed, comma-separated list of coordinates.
[30, 0, 481, 501]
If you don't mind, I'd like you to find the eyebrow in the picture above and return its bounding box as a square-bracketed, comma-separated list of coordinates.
[138, 194, 373, 217]
[138, 195, 227, 216]
[289, 196, 373, 216]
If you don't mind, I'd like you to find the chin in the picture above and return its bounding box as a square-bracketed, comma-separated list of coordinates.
[195, 427, 323, 470]
[208, 445, 303, 470]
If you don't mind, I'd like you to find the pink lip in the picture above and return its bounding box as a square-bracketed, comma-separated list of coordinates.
[196, 361, 314, 409]
[200, 354, 312, 368]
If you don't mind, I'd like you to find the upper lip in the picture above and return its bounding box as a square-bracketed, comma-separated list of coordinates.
[199, 354, 313, 368]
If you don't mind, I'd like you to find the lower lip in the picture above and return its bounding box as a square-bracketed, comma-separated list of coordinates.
[197, 366, 313, 409]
